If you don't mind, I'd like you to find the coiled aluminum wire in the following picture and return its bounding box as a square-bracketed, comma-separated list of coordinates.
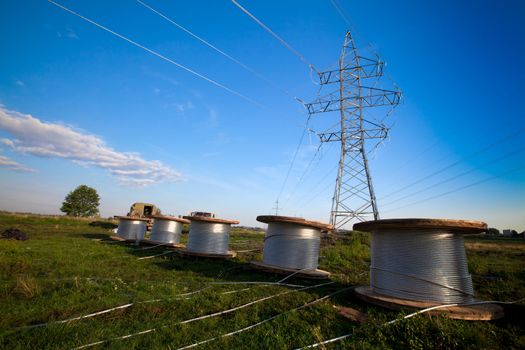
[150, 219, 183, 244]
[186, 222, 231, 254]
[117, 219, 147, 241]
[370, 230, 474, 303]
[262, 222, 321, 270]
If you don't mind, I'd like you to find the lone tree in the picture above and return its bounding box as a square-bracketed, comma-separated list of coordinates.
[60, 185, 100, 217]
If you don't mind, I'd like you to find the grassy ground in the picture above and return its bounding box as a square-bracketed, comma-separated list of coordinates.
[0, 213, 524, 349]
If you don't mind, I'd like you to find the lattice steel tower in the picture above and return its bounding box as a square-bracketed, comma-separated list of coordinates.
[306, 31, 401, 229]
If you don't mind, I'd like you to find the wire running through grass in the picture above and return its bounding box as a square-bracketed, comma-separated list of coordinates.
[137, 250, 175, 260]
[71, 281, 334, 349]
[16, 283, 307, 330]
[134, 243, 168, 250]
[16, 288, 209, 330]
[17, 266, 307, 331]
[294, 298, 525, 349]
[174, 286, 352, 350]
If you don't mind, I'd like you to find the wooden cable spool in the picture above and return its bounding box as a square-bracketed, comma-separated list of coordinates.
[352, 218, 504, 320]
[250, 215, 333, 279]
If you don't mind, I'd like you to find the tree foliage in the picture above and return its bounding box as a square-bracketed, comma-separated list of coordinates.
[60, 185, 100, 217]
[486, 227, 500, 235]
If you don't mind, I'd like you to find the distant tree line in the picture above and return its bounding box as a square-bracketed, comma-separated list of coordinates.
[486, 227, 524, 237]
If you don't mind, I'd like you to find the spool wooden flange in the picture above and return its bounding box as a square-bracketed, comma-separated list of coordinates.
[176, 248, 237, 259]
[256, 215, 333, 232]
[353, 218, 487, 234]
[114, 216, 150, 222]
[354, 286, 504, 321]
[140, 239, 184, 249]
[250, 261, 331, 280]
[150, 215, 190, 224]
[182, 216, 240, 225]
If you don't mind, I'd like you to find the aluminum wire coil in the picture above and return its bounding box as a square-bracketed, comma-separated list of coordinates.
[186, 222, 231, 254]
[262, 222, 321, 270]
[117, 220, 147, 241]
[150, 219, 184, 244]
[370, 230, 474, 303]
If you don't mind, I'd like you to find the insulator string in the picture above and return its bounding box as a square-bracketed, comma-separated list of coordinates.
[186, 222, 231, 254]
[150, 219, 184, 244]
[262, 222, 321, 270]
[370, 230, 474, 303]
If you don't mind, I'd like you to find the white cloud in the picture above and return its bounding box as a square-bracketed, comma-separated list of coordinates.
[0, 154, 36, 173]
[207, 108, 218, 128]
[66, 28, 79, 39]
[0, 107, 181, 186]
[15, 80, 25, 87]
[174, 100, 194, 113]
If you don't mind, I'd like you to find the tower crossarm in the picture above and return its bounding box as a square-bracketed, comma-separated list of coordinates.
[318, 125, 388, 143]
[317, 58, 384, 84]
[306, 87, 401, 114]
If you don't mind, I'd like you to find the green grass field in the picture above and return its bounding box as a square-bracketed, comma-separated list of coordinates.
[1, 213, 524, 349]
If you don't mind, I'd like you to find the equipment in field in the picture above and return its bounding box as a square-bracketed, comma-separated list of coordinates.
[177, 215, 239, 259]
[189, 211, 215, 218]
[353, 218, 504, 320]
[126, 202, 162, 231]
[251, 215, 333, 279]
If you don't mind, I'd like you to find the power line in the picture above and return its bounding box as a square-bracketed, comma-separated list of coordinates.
[292, 163, 339, 212]
[282, 142, 327, 210]
[231, 0, 319, 73]
[136, 0, 305, 107]
[330, 0, 352, 28]
[380, 126, 525, 200]
[276, 116, 312, 202]
[381, 145, 525, 208]
[384, 165, 525, 213]
[48, 0, 262, 108]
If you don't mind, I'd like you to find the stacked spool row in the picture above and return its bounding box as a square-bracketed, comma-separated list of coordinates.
[115, 214, 502, 319]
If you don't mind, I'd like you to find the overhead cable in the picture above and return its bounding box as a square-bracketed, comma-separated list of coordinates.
[384, 164, 525, 213]
[292, 163, 339, 211]
[231, 0, 319, 73]
[48, 0, 262, 108]
[137, 0, 305, 107]
[282, 143, 325, 209]
[276, 116, 312, 203]
[381, 145, 525, 207]
[380, 126, 525, 200]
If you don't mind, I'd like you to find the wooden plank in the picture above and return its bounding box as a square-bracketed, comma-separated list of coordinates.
[108, 236, 134, 243]
[335, 306, 368, 323]
[354, 286, 504, 321]
[140, 239, 184, 249]
[250, 261, 330, 279]
[177, 248, 237, 259]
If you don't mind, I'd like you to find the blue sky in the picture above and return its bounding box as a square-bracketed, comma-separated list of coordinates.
[0, 0, 524, 230]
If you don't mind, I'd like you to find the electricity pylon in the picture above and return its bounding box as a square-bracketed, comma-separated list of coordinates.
[306, 31, 401, 229]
